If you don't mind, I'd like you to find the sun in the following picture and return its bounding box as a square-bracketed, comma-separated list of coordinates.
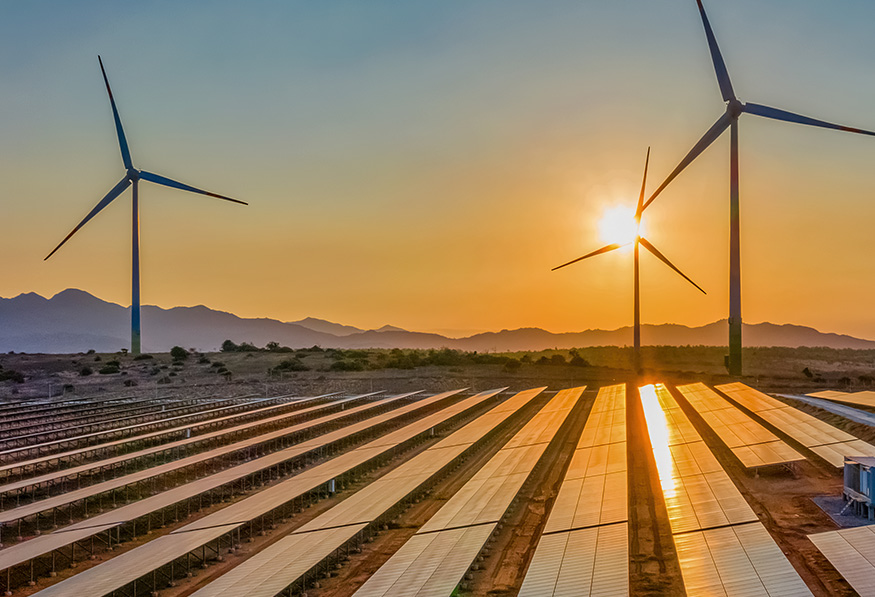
[598, 205, 642, 245]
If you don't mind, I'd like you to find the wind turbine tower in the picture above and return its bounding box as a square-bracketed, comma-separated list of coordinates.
[45, 57, 247, 354]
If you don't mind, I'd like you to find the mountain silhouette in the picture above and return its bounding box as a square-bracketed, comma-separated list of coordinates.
[1, 289, 873, 353]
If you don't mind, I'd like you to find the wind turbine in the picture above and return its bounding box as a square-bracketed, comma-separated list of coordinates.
[553, 148, 705, 374]
[45, 56, 247, 355]
[642, 0, 875, 376]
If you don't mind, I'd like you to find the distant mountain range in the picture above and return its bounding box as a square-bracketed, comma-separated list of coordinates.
[1, 289, 873, 353]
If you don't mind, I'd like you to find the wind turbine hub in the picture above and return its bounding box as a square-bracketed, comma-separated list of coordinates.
[127, 168, 140, 181]
[728, 99, 744, 119]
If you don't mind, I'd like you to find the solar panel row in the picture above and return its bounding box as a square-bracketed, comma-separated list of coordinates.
[4, 390, 464, 590]
[677, 383, 803, 468]
[640, 384, 813, 597]
[184, 387, 548, 597]
[0, 393, 334, 482]
[519, 383, 629, 597]
[350, 387, 583, 597]
[809, 525, 875, 597]
[718, 383, 875, 467]
[0, 393, 361, 502]
[0, 393, 403, 528]
[33, 388, 503, 597]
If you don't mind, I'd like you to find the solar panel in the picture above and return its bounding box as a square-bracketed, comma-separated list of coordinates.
[519, 522, 629, 597]
[8, 389, 482, 592]
[718, 383, 875, 468]
[809, 525, 875, 597]
[677, 383, 804, 468]
[640, 385, 757, 535]
[165, 387, 544, 597]
[675, 522, 813, 596]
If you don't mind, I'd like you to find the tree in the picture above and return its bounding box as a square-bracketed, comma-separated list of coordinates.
[170, 346, 189, 361]
[221, 340, 239, 353]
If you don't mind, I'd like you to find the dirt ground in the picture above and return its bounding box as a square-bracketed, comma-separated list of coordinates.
[1, 352, 873, 596]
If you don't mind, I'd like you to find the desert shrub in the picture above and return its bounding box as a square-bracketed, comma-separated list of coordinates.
[123, 379, 138, 387]
[106, 360, 121, 368]
[221, 340, 239, 352]
[133, 354, 153, 361]
[569, 350, 590, 367]
[79, 366, 94, 376]
[63, 384, 75, 393]
[98, 365, 120, 375]
[94, 355, 102, 362]
[503, 358, 522, 372]
[170, 346, 188, 361]
[149, 367, 161, 376]
[272, 358, 309, 373]
[86, 349, 95, 355]
[802, 367, 814, 378]
[0, 368, 25, 383]
[211, 361, 225, 369]
[198, 356, 211, 365]
[330, 360, 365, 372]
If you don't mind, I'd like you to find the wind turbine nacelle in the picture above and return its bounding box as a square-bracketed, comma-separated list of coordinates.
[127, 168, 141, 181]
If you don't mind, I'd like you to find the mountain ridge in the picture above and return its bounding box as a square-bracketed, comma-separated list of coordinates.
[1, 289, 873, 353]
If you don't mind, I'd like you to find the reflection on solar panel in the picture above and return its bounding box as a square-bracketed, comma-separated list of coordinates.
[640, 384, 756, 535]
[641, 384, 812, 596]
[809, 524, 875, 597]
[520, 384, 629, 597]
[188, 387, 550, 597]
[676, 522, 813, 596]
[349, 387, 582, 597]
[718, 383, 875, 467]
[17, 389, 477, 595]
[677, 383, 803, 468]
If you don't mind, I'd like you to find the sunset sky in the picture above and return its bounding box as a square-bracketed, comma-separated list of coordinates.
[2, 0, 875, 340]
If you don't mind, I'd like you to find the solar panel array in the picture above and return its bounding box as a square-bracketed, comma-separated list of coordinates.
[35, 388, 514, 596]
[5, 390, 465, 590]
[718, 382, 875, 467]
[0, 393, 401, 529]
[519, 383, 629, 597]
[351, 387, 583, 597]
[640, 384, 812, 596]
[809, 524, 875, 597]
[186, 387, 550, 597]
[677, 382, 804, 468]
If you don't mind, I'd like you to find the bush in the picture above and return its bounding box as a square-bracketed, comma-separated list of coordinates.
[272, 358, 309, 373]
[503, 358, 522, 372]
[330, 360, 365, 372]
[221, 340, 239, 352]
[106, 360, 121, 368]
[170, 346, 188, 361]
[123, 379, 138, 387]
[569, 350, 590, 367]
[63, 384, 75, 393]
[211, 361, 225, 369]
[133, 354, 154, 361]
[0, 368, 25, 383]
[79, 366, 94, 377]
[98, 365, 120, 375]
[198, 356, 211, 365]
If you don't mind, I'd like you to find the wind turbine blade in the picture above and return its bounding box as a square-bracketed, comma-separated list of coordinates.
[639, 237, 706, 294]
[98, 56, 133, 170]
[552, 242, 631, 271]
[44, 176, 131, 260]
[642, 112, 731, 212]
[635, 146, 651, 220]
[744, 102, 875, 137]
[139, 170, 248, 205]
[696, 0, 735, 102]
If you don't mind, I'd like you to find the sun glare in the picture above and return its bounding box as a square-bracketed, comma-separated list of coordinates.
[598, 205, 641, 245]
